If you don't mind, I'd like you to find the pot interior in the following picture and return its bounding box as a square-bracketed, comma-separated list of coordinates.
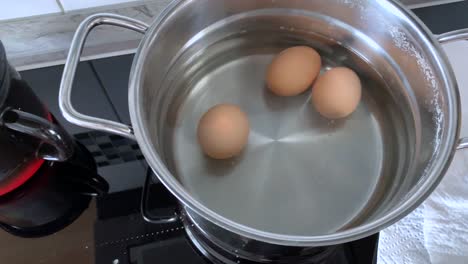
[136, 0, 456, 241]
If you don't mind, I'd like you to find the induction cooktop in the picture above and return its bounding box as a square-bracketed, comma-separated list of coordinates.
[94, 172, 379, 264]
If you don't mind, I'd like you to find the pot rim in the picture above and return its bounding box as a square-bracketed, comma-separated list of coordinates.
[129, 0, 461, 246]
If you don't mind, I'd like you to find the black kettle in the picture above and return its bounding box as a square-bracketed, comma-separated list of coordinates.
[0, 41, 75, 196]
[0, 41, 108, 236]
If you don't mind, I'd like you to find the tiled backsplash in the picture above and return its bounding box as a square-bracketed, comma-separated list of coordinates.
[0, 0, 144, 22]
[0, 0, 61, 21]
[59, 0, 141, 12]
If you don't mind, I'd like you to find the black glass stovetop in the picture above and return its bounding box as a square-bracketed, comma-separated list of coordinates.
[94, 172, 379, 264]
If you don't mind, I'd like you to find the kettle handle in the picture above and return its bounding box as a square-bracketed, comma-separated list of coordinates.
[59, 14, 149, 140]
[437, 28, 468, 150]
[0, 108, 74, 161]
[64, 165, 109, 197]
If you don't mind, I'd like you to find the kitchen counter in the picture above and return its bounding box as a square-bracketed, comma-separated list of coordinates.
[0, 0, 171, 70]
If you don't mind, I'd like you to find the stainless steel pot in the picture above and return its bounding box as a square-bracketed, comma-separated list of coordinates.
[59, 0, 468, 261]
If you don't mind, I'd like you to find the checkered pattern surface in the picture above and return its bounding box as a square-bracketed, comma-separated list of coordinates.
[74, 131, 144, 167]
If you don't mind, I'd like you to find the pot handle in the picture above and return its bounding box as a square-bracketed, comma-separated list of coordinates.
[141, 168, 179, 224]
[59, 14, 149, 140]
[437, 29, 468, 150]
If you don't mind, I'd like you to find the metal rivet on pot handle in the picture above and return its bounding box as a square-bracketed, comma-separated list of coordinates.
[59, 14, 149, 140]
[437, 29, 468, 150]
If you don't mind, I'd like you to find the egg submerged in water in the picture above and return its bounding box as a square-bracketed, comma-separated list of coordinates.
[197, 104, 250, 159]
[311, 67, 362, 119]
[266, 46, 322, 96]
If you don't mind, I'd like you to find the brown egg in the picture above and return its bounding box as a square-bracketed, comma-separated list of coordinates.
[266, 46, 322, 96]
[197, 104, 250, 159]
[311, 67, 362, 119]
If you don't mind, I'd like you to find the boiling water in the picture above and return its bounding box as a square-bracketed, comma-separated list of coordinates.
[165, 22, 411, 236]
